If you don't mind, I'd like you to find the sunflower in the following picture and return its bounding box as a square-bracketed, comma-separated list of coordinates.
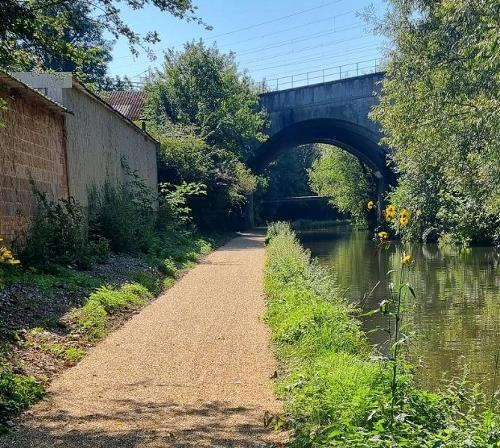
[399, 208, 411, 226]
[377, 231, 389, 240]
[401, 254, 412, 265]
[367, 200, 376, 211]
[385, 204, 397, 221]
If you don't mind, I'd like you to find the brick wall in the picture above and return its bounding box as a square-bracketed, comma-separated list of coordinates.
[0, 90, 68, 244]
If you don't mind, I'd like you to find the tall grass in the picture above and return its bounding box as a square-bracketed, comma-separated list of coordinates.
[264, 223, 499, 447]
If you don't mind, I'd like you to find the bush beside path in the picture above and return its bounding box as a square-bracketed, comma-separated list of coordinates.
[2, 234, 286, 447]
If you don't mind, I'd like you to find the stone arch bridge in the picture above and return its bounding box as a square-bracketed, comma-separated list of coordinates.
[246, 72, 391, 226]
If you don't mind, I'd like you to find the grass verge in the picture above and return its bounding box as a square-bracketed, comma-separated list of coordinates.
[264, 222, 499, 447]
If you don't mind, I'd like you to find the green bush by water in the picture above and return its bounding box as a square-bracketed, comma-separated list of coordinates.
[265, 223, 499, 447]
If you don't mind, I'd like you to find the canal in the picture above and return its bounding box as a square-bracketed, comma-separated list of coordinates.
[301, 225, 500, 393]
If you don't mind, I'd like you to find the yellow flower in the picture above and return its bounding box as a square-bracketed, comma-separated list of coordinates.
[367, 200, 376, 211]
[401, 254, 412, 265]
[377, 231, 389, 240]
[385, 204, 397, 221]
[0, 237, 20, 266]
[399, 208, 411, 226]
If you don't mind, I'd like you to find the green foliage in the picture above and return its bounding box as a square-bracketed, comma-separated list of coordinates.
[162, 277, 175, 289]
[41, 343, 85, 362]
[262, 144, 318, 200]
[134, 270, 162, 295]
[158, 181, 207, 228]
[72, 283, 152, 340]
[22, 189, 92, 270]
[0, 367, 44, 427]
[370, 0, 500, 245]
[88, 161, 156, 253]
[145, 40, 266, 157]
[152, 120, 258, 229]
[159, 258, 178, 277]
[90, 238, 111, 264]
[265, 223, 499, 447]
[1, 0, 201, 83]
[63, 347, 86, 362]
[0, 266, 103, 290]
[308, 145, 376, 225]
[17, 0, 113, 87]
[145, 41, 266, 229]
[145, 230, 213, 275]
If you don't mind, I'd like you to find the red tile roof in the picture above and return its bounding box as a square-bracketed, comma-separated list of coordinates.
[103, 90, 145, 122]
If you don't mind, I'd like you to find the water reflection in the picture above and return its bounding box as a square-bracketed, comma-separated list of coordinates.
[301, 226, 500, 392]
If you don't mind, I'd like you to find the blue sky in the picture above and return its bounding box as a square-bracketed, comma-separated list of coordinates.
[108, 0, 387, 87]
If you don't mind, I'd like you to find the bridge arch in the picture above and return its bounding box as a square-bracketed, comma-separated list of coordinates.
[247, 117, 389, 181]
[242, 73, 394, 227]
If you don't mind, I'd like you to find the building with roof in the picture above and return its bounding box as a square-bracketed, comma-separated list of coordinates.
[13, 72, 158, 208]
[0, 71, 69, 242]
[103, 90, 145, 122]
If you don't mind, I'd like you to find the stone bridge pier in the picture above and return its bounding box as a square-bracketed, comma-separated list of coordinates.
[245, 72, 393, 227]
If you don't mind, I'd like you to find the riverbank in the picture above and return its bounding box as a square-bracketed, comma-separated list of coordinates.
[264, 223, 499, 447]
[0, 230, 230, 431]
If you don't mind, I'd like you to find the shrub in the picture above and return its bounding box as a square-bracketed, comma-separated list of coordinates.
[91, 238, 111, 264]
[159, 257, 177, 277]
[22, 189, 92, 270]
[63, 347, 86, 362]
[0, 368, 44, 426]
[88, 180, 155, 254]
[73, 299, 107, 340]
[134, 270, 162, 295]
[162, 277, 174, 289]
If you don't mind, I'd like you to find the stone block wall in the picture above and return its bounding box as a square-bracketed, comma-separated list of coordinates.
[0, 91, 68, 243]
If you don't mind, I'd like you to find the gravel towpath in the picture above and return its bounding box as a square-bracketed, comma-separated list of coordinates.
[3, 233, 286, 448]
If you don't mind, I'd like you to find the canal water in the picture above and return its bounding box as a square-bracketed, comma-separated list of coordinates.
[300, 226, 500, 393]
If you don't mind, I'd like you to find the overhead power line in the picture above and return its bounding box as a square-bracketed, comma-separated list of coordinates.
[249, 43, 380, 72]
[205, 0, 344, 39]
[112, 0, 353, 62]
[238, 33, 370, 66]
[251, 46, 380, 75]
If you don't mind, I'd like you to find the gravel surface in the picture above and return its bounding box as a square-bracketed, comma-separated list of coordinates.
[2, 233, 286, 447]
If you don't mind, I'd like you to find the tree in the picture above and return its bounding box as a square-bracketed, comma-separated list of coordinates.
[0, 0, 203, 78]
[308, 145, 376, 225]
[17, 0, 112, 87]
[144, 40, 267, 158]
[151, 122, 258, 229]
[145, 41, 267, 229]
[263, 145, 319, 201]
[370, 0, 500, 244]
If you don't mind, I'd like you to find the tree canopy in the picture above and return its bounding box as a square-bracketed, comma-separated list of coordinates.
[0, 0, 203, 83]
[145, 41, 266, 158]
[371, 0, 500, 244]
[145, 42, 267, 229]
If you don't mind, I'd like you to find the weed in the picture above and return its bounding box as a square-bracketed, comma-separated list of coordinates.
[91, 238, 111, 264]
[159, 258, 177, 277]
[41, 342, 65, 358]
[134, 271, 162, 295]
[63, 347, 86, 362]
[72, 283, 152, 341]
[0, 368, 44, 427]
[21, 189, 92, 270]
[163, 277, 175, 289]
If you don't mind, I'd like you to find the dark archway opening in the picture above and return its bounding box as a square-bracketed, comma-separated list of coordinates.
[246, 119, 394, 227]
